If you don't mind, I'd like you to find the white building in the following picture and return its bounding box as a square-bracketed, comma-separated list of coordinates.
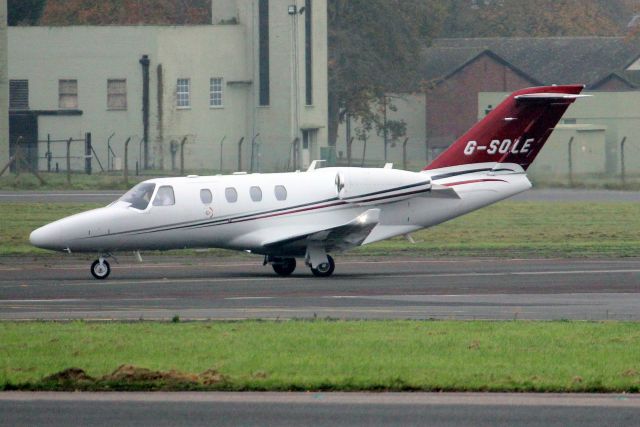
[0, 0, 8, 167]
[7, 0, 328, 173]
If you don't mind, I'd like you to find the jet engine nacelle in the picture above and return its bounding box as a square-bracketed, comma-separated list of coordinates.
[335, 168, 431, 205]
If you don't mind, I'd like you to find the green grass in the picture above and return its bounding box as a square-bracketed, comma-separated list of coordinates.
[0, 202, 101, 255]
[1, 321, 640, 392]
[2, 201, 640, 257]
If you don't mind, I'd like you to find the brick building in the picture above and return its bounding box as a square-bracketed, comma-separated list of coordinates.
[423, 37, 640, 153]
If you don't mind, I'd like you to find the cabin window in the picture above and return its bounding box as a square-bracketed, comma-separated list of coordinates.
[153, 186, 176, 206]
[119, 182, 156, 210]
[225, 187, 238, 203]
[250, 186, 263, 202]
[274, 185, 287, 201]
[200, 189, 213, 204]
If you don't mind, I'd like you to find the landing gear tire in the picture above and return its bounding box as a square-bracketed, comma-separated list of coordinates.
[91, 259, 111, 280]
[311, 255, 335, 278]
[272, 258, 296, 277]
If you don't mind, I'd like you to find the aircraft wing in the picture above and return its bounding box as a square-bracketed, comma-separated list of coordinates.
[262, 208, 381, 254]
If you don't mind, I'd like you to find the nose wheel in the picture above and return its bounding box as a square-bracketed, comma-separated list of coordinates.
[311, 255, 335, 277]
[91, 258, 111, 280]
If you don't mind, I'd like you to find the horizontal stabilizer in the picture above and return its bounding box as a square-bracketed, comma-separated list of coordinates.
[515, 93, 591, 103]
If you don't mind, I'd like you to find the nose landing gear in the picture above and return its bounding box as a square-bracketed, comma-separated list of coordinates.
[90, 256, 111, 280]
[310, 255, 335, 277]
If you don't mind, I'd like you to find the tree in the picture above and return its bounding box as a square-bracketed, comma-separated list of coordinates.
[327, 0, 447, 147]
[440, 0, 636, 38]
[8, 0, 46, 26]
[40, 0, 210, 26]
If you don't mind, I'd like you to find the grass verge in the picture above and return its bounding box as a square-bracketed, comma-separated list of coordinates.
[1, 320, 640, 392]
[2, 201, 640, 257]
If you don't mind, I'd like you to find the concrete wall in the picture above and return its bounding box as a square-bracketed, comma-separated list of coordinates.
[479, 91, 640, 176]
[10, 26, 159, 171]
[0, 0, 7, 167]
[7, 0, 329, 173]
[528, 125, 607, 178]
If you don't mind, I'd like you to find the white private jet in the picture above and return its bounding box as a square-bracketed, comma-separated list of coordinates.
[30, 85, 586, 279]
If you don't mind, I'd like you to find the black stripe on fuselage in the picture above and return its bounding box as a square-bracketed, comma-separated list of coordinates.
[80, 181, 432, 240]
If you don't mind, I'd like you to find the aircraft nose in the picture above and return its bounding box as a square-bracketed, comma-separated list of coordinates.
[29, 224, 63, 251]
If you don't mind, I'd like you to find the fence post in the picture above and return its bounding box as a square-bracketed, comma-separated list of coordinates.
[347, 137, 354, 167]
[107, 132, 115, 171]
[567, 136, 574, 187]
[620, 137, 627, 185]
[180, 136, 188, 176]
[123, 137, 132, 185]
[402, 137, 409, 170]
[66, 137, 72, 185]
[250, 133, 260, 173]
[85, 132, 92, 175]
[46, 134, 52, 172]
[219, 136, 226, 172]
[291, 137, 300, 171]
[361, 135, 368, 168]
[237, 137, 245, 171]
[14, 136, 23, 177]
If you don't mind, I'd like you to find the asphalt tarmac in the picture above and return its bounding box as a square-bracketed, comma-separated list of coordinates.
[1, 392, 639, 427]
[2, 189, 639, 426]
[1, 256, 639, 321]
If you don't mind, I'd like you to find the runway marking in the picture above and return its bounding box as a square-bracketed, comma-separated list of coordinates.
[6, 258, 640, 274]
[0, 298, 176, 304]
[226, 297, 275, 301]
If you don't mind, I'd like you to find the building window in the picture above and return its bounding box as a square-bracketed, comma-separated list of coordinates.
[210, 77, 223, 108]
[176, 78, 191, 109]
[59, 79, 78, 109]
[258, 0, 270, 106]
[274, 185, 287, 201]
[200, 189, 213, 204]
[250, 186, 263, 202]
[225, 187, 238, 203]
[107, 79, 127, 110]
[9, 80, 29, 110]
[305, 0, 313, 105]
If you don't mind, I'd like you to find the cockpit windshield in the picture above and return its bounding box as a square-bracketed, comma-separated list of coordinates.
[118, 182, 156, 210]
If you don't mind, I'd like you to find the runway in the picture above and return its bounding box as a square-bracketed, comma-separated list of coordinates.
[1, 256, 639, 321]
[1, 392, 639, 427]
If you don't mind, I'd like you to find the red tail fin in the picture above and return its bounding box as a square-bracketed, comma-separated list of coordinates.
[424, 85, 586, 171]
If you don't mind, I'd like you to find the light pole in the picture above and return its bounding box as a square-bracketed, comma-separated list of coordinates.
[289, 4, 305, 167]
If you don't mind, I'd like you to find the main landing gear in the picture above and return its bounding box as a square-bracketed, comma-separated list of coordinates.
[271, 257, 297, 277]
[90, 256, 111, 280]
[265, 254, 336, 277]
